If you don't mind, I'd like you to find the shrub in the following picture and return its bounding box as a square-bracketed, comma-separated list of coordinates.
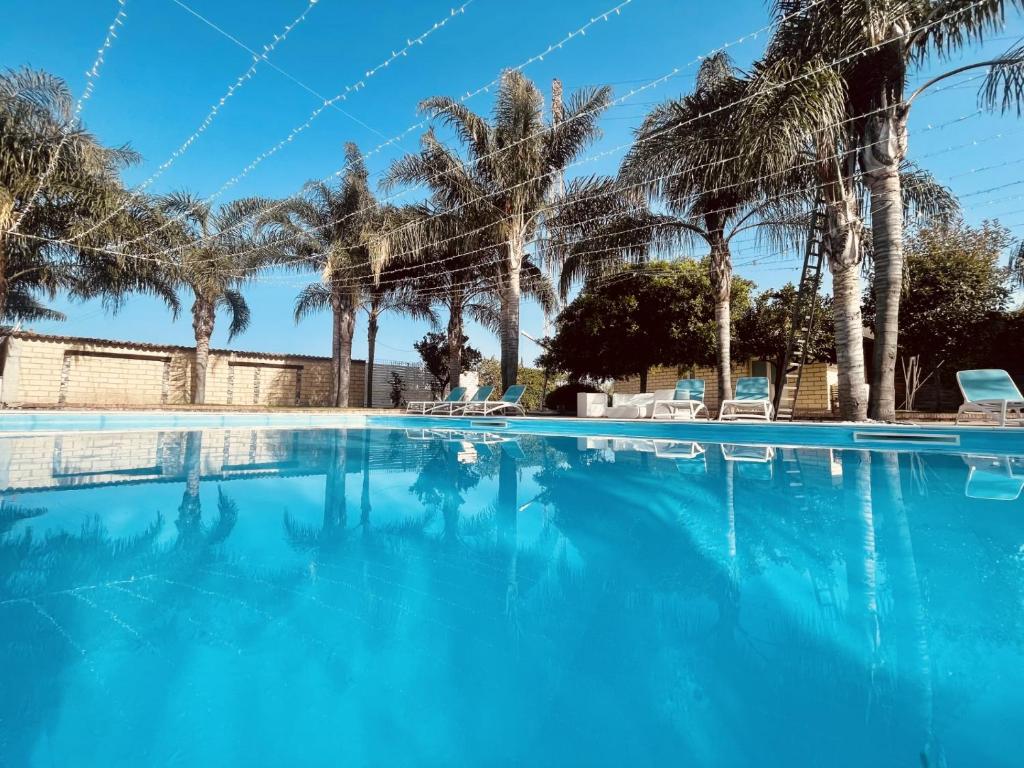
[545, 382, 605, 412]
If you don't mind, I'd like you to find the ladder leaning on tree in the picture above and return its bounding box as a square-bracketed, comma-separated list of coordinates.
[773, 198, 829, 421]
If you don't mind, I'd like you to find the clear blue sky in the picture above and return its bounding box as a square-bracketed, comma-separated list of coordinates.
[2, 0, 1022, 363]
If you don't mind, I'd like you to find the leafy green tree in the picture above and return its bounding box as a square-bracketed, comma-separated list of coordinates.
[757, 0, 1023, 420]
[476, 357, 547, 411]
[734, 284, 835, 375]
[415, 331, 482, 396]
[156, 192, 275, 404]
[0, 67, 176, 322]
[382, 70, 611, 391]
[541, 260, 751, 391]
[863, 218, 1013, 402]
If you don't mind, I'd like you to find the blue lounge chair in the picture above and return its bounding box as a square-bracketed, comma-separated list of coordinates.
[718, 377, 774, 421]
[652, 379, 709, 420]
[406, 386, 467, 415]
[955, 369, 1024, 427]
[461, 385, 527, 417]
[446, 385, 494, 415]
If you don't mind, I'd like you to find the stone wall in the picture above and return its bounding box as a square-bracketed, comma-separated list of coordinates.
[0, 332, 356, 408]
[615, 360, 836, 416]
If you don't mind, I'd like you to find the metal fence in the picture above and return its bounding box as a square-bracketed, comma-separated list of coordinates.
[363, 359, 480, 408]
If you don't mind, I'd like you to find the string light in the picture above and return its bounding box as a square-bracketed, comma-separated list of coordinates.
[106, 0, 631, 254]
[8, 0, 130, 236]
[36, 0, 805, 269]
[10, 0, 1014, 293]
[66, 0, 324, 243]
[132, 0, 975, 273]
[8, 84, 1010, 289]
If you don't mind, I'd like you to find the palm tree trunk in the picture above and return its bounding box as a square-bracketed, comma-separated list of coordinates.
[866, 159, 905, 422]
[500, 226, 525, 392]
[708, 225, 733, 404]
[861, 99, 909, 423]
[639, 367, 648, 393]
[0, 195, 11, 321]
[0, 252, 8, 323]
[329, 287, 344, 407]
[825, 199, 869, 421]
[365, 306, 379, 408]
[336, 300, 356, 408]
[447, 293, 465, 390]
[191, 297, 216, 405]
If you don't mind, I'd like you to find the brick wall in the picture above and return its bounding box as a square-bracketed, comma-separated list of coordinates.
[0, 332, 364, 408]
[615, 360, 835, 415]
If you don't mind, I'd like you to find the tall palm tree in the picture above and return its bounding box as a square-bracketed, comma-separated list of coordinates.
[618, 53, 803, 402]
[157, 192, 273, 405]
[764, 1, 1024, 420]
[381, 70, 611, 391]
[738, 51, 872, 420]
[277, 143, 392, 407]
[1, 67, 175, 322]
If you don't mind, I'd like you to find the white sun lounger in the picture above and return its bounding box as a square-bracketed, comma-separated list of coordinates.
[955, 369, 1024, 427]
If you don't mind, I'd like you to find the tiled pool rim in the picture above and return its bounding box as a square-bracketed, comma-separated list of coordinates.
[1, 410, 1022, 456]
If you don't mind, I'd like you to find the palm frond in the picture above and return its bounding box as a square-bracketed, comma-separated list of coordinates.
[219, 288, 251, 340]
[294, 282, 332, 322]
[981, 39, 1024, 116]
[900, 162, 959, 225]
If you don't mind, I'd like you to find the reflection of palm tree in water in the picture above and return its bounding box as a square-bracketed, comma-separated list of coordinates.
[497, 446, 520, 638]
[284, 429, 349, 554]
[875, 451, 941, 766]
[409, 437, 483, 544]
[175, 430, 238, 550]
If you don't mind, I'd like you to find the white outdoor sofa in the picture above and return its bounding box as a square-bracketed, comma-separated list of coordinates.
[605, 389, 675, 419]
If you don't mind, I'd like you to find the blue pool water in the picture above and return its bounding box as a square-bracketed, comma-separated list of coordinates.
[1, 420, 1022, 766]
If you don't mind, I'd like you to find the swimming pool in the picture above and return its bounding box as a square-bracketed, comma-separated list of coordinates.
[1, 416, 1021, 766]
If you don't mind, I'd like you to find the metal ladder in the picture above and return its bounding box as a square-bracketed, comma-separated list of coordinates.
[774, 198, 829, 421]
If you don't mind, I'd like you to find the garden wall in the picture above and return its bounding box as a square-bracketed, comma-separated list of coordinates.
[0, 331, 446, 409]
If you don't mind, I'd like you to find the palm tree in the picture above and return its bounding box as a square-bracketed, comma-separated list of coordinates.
[381, 70, 611, 391]
[277, 143, 391, 407]
[738, 50, 871, 420]
[763, 1, 1024, 420]
[0, 67, 175, 322]
[391, 202, 554, 390]
[157, 192, 273, 405]
[618, 53, 803, 402]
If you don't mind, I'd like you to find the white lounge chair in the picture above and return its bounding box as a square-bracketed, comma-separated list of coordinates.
[652, 379, 709, 420]
[718, 377, 774, 421]
[461, 385, 527, 417]
[406, 386, 467, 415]
[955, 369, 1024, 427]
